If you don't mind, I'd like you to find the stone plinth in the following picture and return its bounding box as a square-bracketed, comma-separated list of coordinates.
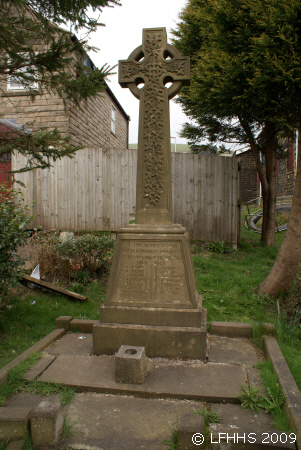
[93, 225, 207, 360]
[104, 224, 198, 309]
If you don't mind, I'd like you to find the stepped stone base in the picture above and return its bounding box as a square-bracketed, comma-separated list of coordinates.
[93, 307, 207, 360]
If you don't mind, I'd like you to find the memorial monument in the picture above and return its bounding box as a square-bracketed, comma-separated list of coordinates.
[93, 28, 207, 359]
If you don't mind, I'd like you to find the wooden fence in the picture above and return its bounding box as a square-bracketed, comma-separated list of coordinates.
[12, 148, 240, 244]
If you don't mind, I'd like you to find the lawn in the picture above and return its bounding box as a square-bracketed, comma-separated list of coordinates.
[1, 211, 300, 391]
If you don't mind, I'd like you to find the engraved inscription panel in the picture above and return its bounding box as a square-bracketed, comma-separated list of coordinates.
[115, 240, 191, 306]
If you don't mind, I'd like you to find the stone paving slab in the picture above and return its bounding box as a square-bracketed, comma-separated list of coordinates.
[5, 393, 60, 408]
[208, 404, 295, 450]
[247, 367, 267, 395]
[38, 354, 246, 403]
[24, 354, 56, 381]
[62, 393, 204, 450]
[209, 335, 259, 366]
[61, 395, 281, 450]
[46, 333, 93, 356]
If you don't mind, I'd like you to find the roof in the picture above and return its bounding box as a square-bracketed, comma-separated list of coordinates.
[0, 119, 30, 133]
[71, 36, 130, 122]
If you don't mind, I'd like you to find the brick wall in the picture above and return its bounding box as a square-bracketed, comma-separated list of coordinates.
[68, 89, 128, 149]
[239, 150, 259, 203]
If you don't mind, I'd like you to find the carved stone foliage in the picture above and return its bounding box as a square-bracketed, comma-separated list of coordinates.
[119, 28, 190, 211]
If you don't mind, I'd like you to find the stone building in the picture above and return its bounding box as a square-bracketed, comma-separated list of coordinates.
[0, 71, 129, 150]
[0, 49, 130, 181]
[239, 138, 297, 204]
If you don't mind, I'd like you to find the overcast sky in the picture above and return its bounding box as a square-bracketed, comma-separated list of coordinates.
[82, 0, 189, 145]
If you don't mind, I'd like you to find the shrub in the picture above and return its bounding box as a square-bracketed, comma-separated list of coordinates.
[32, 232, 115, 282]
[0, 184, 34, 295]
[208, 240, 231, 254]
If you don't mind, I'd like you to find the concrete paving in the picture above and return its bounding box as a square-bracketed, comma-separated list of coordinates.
[209, 336, 259, 366]
[62, 393, 204, 450]
[47, 333, 93, 356]
[38, 354, 247, 402]
[15, 332, 283, 449]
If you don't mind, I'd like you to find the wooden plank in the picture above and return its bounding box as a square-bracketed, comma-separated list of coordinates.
[12, 149, 239, 243]
[232, 157, 239, 245]
[23, 275, 87, 301]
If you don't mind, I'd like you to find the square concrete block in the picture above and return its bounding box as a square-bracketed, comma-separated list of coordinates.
[177, 414, 205, 449]
[260, 322, 277, 336]
[31, 401, 63, 447]
[210, 321, 253, 338]
[55, 316, 72, 330]
[115, 345, 146, 384]
[70, 319, 97, 333]
[0, 407, 31, 442]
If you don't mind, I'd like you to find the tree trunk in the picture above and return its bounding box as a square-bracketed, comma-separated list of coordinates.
[260, 123, 277, 247]
[239, 118, 276, 246]
[259, 131, 301, 295]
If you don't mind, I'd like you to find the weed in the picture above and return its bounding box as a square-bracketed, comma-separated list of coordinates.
[194, 405, 221, 425]
[276, 301, 301, 347]
[74, 270, 91, 285]
[0, 441, 8, 450]
[62, 415, 74, 439]
[23, 434, 34, 450]
[60, 386, 76, 405]
[258, 361, 292, 431]
[193, 404, 221, 445]
[208, 240, 231, 254]
[163, 429, 177, 450]
[239, 375, 290, 432]
[239, 383, 268, 412]
[68, 283, 85, 295]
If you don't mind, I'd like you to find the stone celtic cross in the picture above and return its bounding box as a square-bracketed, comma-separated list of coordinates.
[119, 28, 190, 225]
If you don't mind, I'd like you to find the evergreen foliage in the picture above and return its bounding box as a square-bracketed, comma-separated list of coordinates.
[172, 0, 301, 245]
[0, 0, 119, 172]
[0, 183, 34, 295]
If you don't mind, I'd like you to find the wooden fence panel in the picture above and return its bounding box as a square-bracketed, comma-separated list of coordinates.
[12, 149, 240, 244]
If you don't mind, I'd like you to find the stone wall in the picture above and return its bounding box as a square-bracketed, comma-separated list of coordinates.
[68, 89, 128, 148]
[240, 141, 297, 203]
[239, 150, 259, 203]
[0, 89, 128, 149]
[0, 92, 68, 133]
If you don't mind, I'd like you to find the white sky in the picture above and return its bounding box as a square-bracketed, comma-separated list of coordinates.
[82, 0, 189, 145]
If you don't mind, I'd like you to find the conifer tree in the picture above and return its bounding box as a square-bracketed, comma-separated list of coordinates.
[0, 0, 119, 173]
[173, 0, 301, 247]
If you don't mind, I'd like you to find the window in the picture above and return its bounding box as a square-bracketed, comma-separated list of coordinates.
[7, 55, 38, 91]
[111, 107, 116, 134]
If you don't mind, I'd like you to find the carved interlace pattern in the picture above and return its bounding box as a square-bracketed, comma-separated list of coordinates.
[121, 32, 186, 205]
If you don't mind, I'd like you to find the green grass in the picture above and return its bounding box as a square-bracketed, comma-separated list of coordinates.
[238, 360, 291, 432]
[258, 360, 291, 431]
[0, 352, 76, 406]
[163, 429, 177, 450]
[0, 280, 106, 368]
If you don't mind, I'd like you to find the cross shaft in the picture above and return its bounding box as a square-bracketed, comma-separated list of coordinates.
[119, 28, 190, 224]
